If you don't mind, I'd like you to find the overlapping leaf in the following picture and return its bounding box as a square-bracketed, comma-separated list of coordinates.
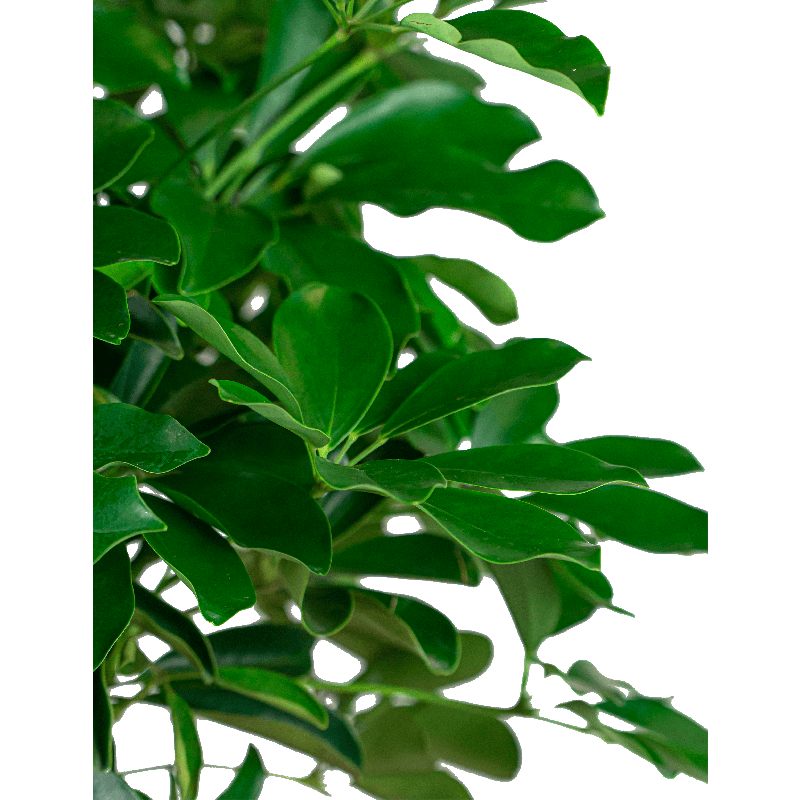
[94, 271, 130, 346]
[93, 544, 135, 669]
[93, 99, 153, 192]
[471, 382, 559, 447]
[216, 745, 268, 800]
[94, 206, 180, 268]
[165, 688, 202, 800]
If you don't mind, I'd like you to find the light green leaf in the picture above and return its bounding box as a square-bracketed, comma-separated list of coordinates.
[94, 271, 130, 345]
[93, 403, 209, 473]
[93, 206, 180, 268]
[93, 99, 154, 192]
[424, 443, 647, 493]
[210, 379, 329, 449]
[96, 261, 154, 292]
[528, 485, 708, 554]
[273, 284, 393, 450]
[93, 473, 166, 563]
[421, 487, 600, 568]
[471, 382, 559, 447]
[316, 457, 446, 504]
[142, 496, 256, 626]
[93, 544, 134, 669]
[400, 10, 609, 115]
[165, 688, 203, 800]
[383, 338, 588, 438]
[564, 435, 704, 478]
[217, 745, 268, 800]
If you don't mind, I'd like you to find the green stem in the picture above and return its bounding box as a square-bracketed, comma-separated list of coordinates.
[352, 0, 388, 22]
[205, 48, 381, 200]
[360, 0, 414, 24]
[347, 437, 385, 466]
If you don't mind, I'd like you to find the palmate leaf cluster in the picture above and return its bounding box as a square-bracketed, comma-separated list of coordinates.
[92, 0, 709, 797]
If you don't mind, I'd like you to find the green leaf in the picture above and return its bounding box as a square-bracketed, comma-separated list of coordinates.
[133, 585, 217, 682]
[421, 487, 600, 568]
[217, 745, 268, 800]
[358, 770, 471, 800]
[424, 443, 647, 493]
[150, 177, 277, 295]
[357, 353, 455, 436]
[127, 293, 184, 359]
[563, 660, 631, 705]
[210, 379, 329, 449]
[435, 0, 546, 17]
[93, 403, 210, 473]
[109, 341, 168, 407]
[93, 473, 166, 563]
[218, 667, 329, 729]
[149, 683, 362, 772]
[93, 668, 114, 770]
[410, 255, 517, 325]
[93, 206, 181, 268]
[142, 496, 256, 626]
[94, 271, 130, 346]
[471, 383, 559, 447]
[152, 420, 332, 574]
[93, 771, 140, 800]
[273, 284, 393, 450]
[93, 99, 154, 192]
[383, 338, 588, 438]
[301, 585, 355, 636]
[332, 533, 480, 586]
[153, 295, 300, 413]
[400, 10, 609, 115]
[165, 688, 202, 800]
[382, 48, 484, 94]
[93, 544, 134, 669]
[295, 82, 603, 242]
[528, 485, 708, 554]
[262, 221, 420, 358]
[564, 436, 704, 478]
[96, 261, 154, 292]
[316, 457, 446, 504]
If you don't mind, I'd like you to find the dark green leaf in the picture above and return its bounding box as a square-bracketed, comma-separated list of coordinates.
[93, 206, 181, 268]
[302, 586, 355, 636]
[110, 340, 168, 407]
[316, 457, 446, 504]
[93, 771, 140, 800]
[142, 496, 256, 626]
[332, 533, 480, 585]
[127, 293, 184, 359]
[133, 585, 217, 681]
[94, 271, 130, 346]
[421, 487, 600, 568]
[383, 339, 588, 438]
[93, 668, 114, 770]
[93, 544, 134, 669]
[93, 99, 154, 192]
[153, 420, 332, 574]
[424, 443, 647, 493]
[564, 436, 704, 478]
[165, 688, 202, 800]
[273, 284, 393, 450]
[217, 745, 268, 800]
[210, 379, 329, 449]
[383, 48, 484, 94]
[150, 177, 277, 295]
[93, 473, 166, 563]
[400, 10, 609, 115]
[436, 0, 546, 17]
[94, 403, 210, 473]
[471, 383, 559, 447]
[358, 769, 471, 800]
[528, 485, 708, 554]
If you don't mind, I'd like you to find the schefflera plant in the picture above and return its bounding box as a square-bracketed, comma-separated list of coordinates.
[93, 0, 709, 797]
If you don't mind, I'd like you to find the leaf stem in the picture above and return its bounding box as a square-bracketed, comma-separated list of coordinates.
[347, 437, 385, 466]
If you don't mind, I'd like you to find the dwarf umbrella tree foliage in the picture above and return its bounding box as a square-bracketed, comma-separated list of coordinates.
[93, 1, 709, 797]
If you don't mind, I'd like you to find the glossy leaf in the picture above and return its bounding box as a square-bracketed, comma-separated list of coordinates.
[424, 443, 647, 493]
[316, 457, 446, 504]
[93, 403, 209, 473]
[127, 293, 183, 359]
[150, 177, 277, 295]
[210, 379, 329, 449]
[383, 338, 588, 437]
[93, 669, 113, 770]
[421, 487, 600, 568]
[109, 341, 167, 407]
[332, 533, 480, 585]
[152, 420, 332, 574]
[273, 284, 393, 450]
[149, 684, 362, 772]
[410, 255, 517, 325]
[93, 99, 153, 192]
[93, 473, 166, 563]
[93, 206, 180, 268]
[262, 221, 420, 358]
[396, 261, 462, 350]
[142, 496, 256, 626]
[301, 585, 355, 636]
[133, 585, 217, 682]
[94, 271, 130, 346]
[93, 771, 140, 800]
[400, 11, 609, 115]
[96, 261, 154, 292]
[165, 688, 202, 800]
[296, 81, 602, 242]
[471, 383, 559, 448]
[153, 296, 300, 413]
[93, 544, 134, 669]
[528, 485, 708, 554]
[564, 435, 704, 478]
[217, 745, 268, 800]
